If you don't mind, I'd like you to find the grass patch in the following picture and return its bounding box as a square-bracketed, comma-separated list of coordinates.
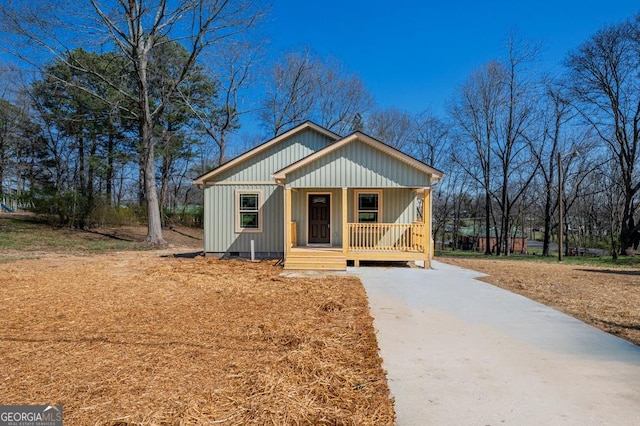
[0, 215, 139, 257]
[0, 214, 205, 264]
[0, 254, 41, 264]
[436, 249, 640, 268]
[435, 249, 485, 258]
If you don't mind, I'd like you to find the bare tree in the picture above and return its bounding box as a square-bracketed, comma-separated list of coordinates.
[188, 43, 260, 166]
[365, 108, 415, 151]
[432, 156, 473, 252]
[530, 80, 604, 256]
[450, 35, 541, 256]
[260, 50, 317, 137]
[414, 110, 449, 167]
[450, 61, 503, 254]
[0, 0, 264, 245]
[531, 82, 573, 255]
[492, 35, 540, 255]
[259, 49, 373, 137]
[566, 16, 640, 254]
[316, 58, 373, 135]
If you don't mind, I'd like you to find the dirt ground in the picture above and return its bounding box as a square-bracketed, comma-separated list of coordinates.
[0, 250, 394, 425]
[440, 257, 640, 346]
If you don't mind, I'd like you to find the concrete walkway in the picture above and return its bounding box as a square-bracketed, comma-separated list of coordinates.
[351, 261, 640, 426]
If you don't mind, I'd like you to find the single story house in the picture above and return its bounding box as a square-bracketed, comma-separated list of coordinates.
[458, 225, 528, 254]
[193, 121, 444, 270]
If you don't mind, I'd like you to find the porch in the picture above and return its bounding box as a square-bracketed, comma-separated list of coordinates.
[283, 187, 432, 270]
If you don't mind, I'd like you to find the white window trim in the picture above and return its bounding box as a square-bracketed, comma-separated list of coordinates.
[306, 191, 332, 246]
[353, 189, 383, 223]
[235, 189, 263, 233]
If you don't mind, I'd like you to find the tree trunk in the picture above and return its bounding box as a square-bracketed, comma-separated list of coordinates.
[138, 165, 145, 206]
[77, 135, 86, 228]
[500, 179, 509, 256]
[620, 192, 633, 255]
[452, 197, 462, 252]
[610, 207, 619, 260]
[78, 136, 85, 197]
[0, 135, 5, 195]
[86, 137, 97, 224]
[159, 153, 171, 225]
[137, 48, 166, 246]
[564, 221, 570, 256]
[106, 133, 114, 206]
[542, 179, 553, 256]
[484, 191, 491, 255]
[141, 120, 166, 246]
[503, 208, 511, 256]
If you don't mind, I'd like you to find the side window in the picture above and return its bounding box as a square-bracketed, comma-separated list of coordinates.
[356, 191, 382, 223]
[236, 191, 262, 232]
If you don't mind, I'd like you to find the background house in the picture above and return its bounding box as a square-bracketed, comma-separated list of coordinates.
[458, 225, 528, 254]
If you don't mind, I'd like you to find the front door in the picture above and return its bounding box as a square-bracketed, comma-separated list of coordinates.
[308, 194, 330, 244]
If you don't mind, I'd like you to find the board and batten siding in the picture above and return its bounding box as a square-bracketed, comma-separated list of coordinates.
[286, 140, 431, 188]
[204, 184, 283, 255]
[213, 129, 335, 182]
[382, 188, 418, 223]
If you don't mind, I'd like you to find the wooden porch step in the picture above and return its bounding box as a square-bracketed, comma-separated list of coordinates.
[284, 253, 347, 271]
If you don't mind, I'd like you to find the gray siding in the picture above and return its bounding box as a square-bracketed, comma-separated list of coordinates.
[204, 184, 283, 255]
[383, 188, 418, 223]
[213, 129, 334, 182]
[287, 140, 431, 188]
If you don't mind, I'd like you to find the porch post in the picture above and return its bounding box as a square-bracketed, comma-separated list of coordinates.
[423, 188, 432, 268]
[285, 186, 292, 256]
[342, 187, 348, 254]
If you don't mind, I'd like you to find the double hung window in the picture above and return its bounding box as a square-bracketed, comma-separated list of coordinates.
[355, 190, 382, 223]
[236, 191, 262, 232]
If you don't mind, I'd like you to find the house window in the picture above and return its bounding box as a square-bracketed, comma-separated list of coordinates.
[355, 190, 382, 223]
[236, 190, 262, 232]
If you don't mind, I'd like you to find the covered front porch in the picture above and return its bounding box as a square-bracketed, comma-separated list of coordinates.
[283, 187, 432, 270]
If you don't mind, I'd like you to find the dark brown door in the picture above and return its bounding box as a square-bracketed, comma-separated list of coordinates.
[308, 194, 330, 244]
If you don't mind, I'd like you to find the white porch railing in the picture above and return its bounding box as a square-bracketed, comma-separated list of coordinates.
[347, 222, 425, 252]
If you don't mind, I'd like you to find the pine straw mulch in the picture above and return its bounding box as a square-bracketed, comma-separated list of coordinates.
[0, 252, 394, 425]
[440, 257, 640, 346]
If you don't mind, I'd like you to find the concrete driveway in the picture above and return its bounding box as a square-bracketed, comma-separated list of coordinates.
[351, 261, 640, 426]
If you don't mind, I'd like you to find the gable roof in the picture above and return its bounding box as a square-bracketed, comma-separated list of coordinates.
[272, 131, 445, 182]
[193, 121, 341, 186]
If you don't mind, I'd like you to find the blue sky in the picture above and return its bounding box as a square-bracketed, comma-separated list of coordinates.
[261, 1, 639, 116]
